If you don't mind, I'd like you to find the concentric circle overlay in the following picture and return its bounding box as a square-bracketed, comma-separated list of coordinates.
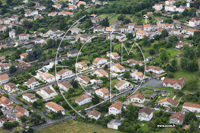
[55, 17, 146, 119]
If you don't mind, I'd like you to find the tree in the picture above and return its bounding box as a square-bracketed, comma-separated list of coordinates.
[27, 127, 34, 133]
[20, 116, 28, 123]
[185, 79, 199, 91]
[149, 49, 155, 55]
[161, 29, 169, 38]
[187, 60, 199, 72]
[185, 112, 198, 124]
[142, 36, 150, 47]
[101, 17, 109, 27]
[171, 59, 177, 67]
[127, 33, 133, 40]
[159, 48, 169, 62]
[180, 57, 188, 69]
[123, 71, 131, 79]
[6, 0, 12, 5]
[9, 65, 17, 74]
[92, 94, 100, 105]
[80, 4, 84, 10]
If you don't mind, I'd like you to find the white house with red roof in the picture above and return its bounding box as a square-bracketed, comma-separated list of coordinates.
[109, 102, 123, 115]
[37, 86, 57, 99]
[138, 107, 153, 121]
[39, 73, 55, 83]
[186, 28, 198, 36]
[182, 102, 200, 113]
[189, 18, 200, 27]
[77, 1, 86, 7]
[93, 69, 108, 77]
[75, 94, 92, 106]
[76, 75, 91, 86]
[0, 96, 14, 109]
[106, 52, 120, 60]
[93, 58, 107, 66]
[75, 62, 88, 72]
[165, 5, 176, 12]
[86, 110, 101, 120]
[25, 77, 39, 89]
[19, 33, 29, 41]
[145, 66, 165, 75]
[130, 72, 144, 81]
[163, 78, 186, 90]
[110, 64, 125, 73]
[114, 80, 132, 91]
[153, 3, 163, 11]
[136, 30, 147, 39]
[158, 97, 179, 108]
[58, 81, 73, 92]
[95, 88, 110, 98]
[48, 12, 57, 17]
[56, 69, 73, 79]
[128, 94, 145, 103]
[69, 5, 77, 10]
[53, 4, 62, 9]
[20, 53, 28, 60]
[45, 102, 65, 115]
[169, 112, 185, 125]
[127, 59, 143, 66]
[0, 74, 10, 85]
[14, 105, 29, 119]
[22, 93, 37, 103]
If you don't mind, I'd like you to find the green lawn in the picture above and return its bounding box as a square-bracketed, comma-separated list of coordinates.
[144, 86, 177, 92]
[109, 14, 121, 23]
[36, 120, 121, 133]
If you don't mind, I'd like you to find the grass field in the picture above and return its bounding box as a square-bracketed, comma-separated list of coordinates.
[36, 120, 121, 133]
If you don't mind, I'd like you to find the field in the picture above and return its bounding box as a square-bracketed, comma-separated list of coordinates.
[36, 120, 121, 133]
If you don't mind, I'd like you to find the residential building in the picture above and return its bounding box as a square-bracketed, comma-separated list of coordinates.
[0, 96, 14, 109]
[39, 73, 55, 83]
[70, 27, 82, 35]
[0, 74, 10, 85]
[9, 29, 16, 39]
[75, 62, 88, 72]
[19, 33, 29, 41]
[69, 5, 77, 10]
[91, 17, 104, 24]
[169, 112, 185, 125]
[138, 107, 153, 121]
[136, 30, 147, 39]
[189, 18, 200, 27]
[0, 56, 5, 62]
[93, 26, 105, 33]
[4, 83, 18, 93]
[153, 3, 163, 11]
[129, 94, 145, 103]
[158, 97, 179, 107]
[143, 24, 153, 32]
[105, 27, 114, 32]
[186, 28, 198, 36]
[182, 102, 200, 113]
[175, 41, 193, 49]
[130, 72, 144, 81]
[95, 88, 110, 98]
[75, 94, 92, 106]
[76, 75, 91, 86]
[145, 66, 165, 75]
[56, 69, 73, 79]
[93, 58, 107, 66]
[37, 86, 57, 99]
[14, 105, 29, 119]
[106, 52, 120, 60]
[45, 102, 65, 115]
[127, 59, 143, 66]
[163, 78, 186, 90]
[128, 23, 135, 32]
[48, 12, 57, 17]
[25, 77, 39, 89]
[58, 11, 74, 17]
[0, 62, 11, 71]
[107, 119, 122, 130]
[67, 49, 81, 57]
[109, 102, 123, 115]
[86, 110, 101, 120]
[77, 1, 86, 7]
[93, 69, 108, 77]
[114, 80, 132, 91]
[22, 93, 37, 103]
[53, 4, 62, 9]
[20, 53, 28, 60]
[110, 64, 125, 73]
[58, 81, 73, 92]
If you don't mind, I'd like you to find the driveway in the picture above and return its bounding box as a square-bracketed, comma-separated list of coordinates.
[142, 79, 163, 87]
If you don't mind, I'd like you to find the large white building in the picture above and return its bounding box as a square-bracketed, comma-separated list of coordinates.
[110, 64, 125, 73]
[95, 88, 110, 99]
[153, 3, 163, 11]
[109, 102, 123, 115]
[0, 74, 10, 85]
[86, 110, 101, 120]
[39, 73, 55, 83]
[114, 80, 132, 91]
[145, 66, 165, 75]
[93, 69, 108, 77]
[93, 58, 107, 66]
[138, 107, 153, 121]
[56, 69, 73, 80]
[22, 93, 37, 103]
[158, 97, 179, 108]
[58, 81, 73, 92]
[130, 72, 144, 81]
[75, 94, 92, 106]
[128, 94, 145, 103]
[45, 102, 65, 115]
[183, 102, 200, 113]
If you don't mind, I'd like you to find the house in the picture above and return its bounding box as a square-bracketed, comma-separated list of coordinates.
[75, 62, 88, 72]
[75, 94, 92, 106]
[153, 3, 163, 11]
[9, 29, 16, 39]
[91, 17, 104, 24]
[189, 18, 200, 27]
[119, 25, 129, 33]
[128, 23, 135, 32]
[58, 81, 72, 92]
[0, 117, 15, 128]
[169, 112, 185, 125]
[109, 102, 123, 115]
[22, 93, 37, 103]
[107, 119, 122, 130]
[182, 102, 200, 113]
[56, 69, 73, 79]
[70, 27, 82, 35]
[136, 30, 147, 39]
[145, 66, 165, 75]
[128, 94, 145, 103]
[95, 88, 110, 98]
[0, 63, 11, 71]
[165, 0, 175, 5]
[0, 25, 7, 33]
[4, 83, 18, 93]
[14, 105, 29, 118]
[114, 80, 132, 91]
[106, 52, 120, 60]
[163, 78, 186, 90]
[110, 64, 125, 73]
[177, 52, 183, 57]
[0, 96, 14, 109]
[34, 6, 46, 11]
[58, 11, 74, 17]
[93, 69, 108, 77]
[18, 62, 31, 69]
[93, 58, 107, 66]
[37, 86, 57, 99]
[86, 110, 101, 120]
[0, 74, 10, 85]
[25, 10, 38, 17]
[90, 14, 97, 18]
[175, 41, 193, 49]
[130, 72, 144, 81]
[67, 49, 81, 57]
[0, 56, 5, 62]
[19, 33, 29, 41]
[138, 107, 153, 121]
[20, 53, 28, 60]
[53, 4, 62, 9]
[105, 27, 114, 32]
[69, 5, 77, 10]
[165, 5, 176, 12]
[26, 77, 39, 89]
[186, 28, 198, 36]
[158, 97, 179, 107]
[48, 12, 57, 17]
[45, 102, 65, 115]
[39, 73, 55, 83]
[93, 26, 105, 33]
[115, 33, 126, 41]
[77, 1, 86, 7]
[76, 75, 91, 86]
[143, 24, 153, 32]
[127, 59, 143, 66]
